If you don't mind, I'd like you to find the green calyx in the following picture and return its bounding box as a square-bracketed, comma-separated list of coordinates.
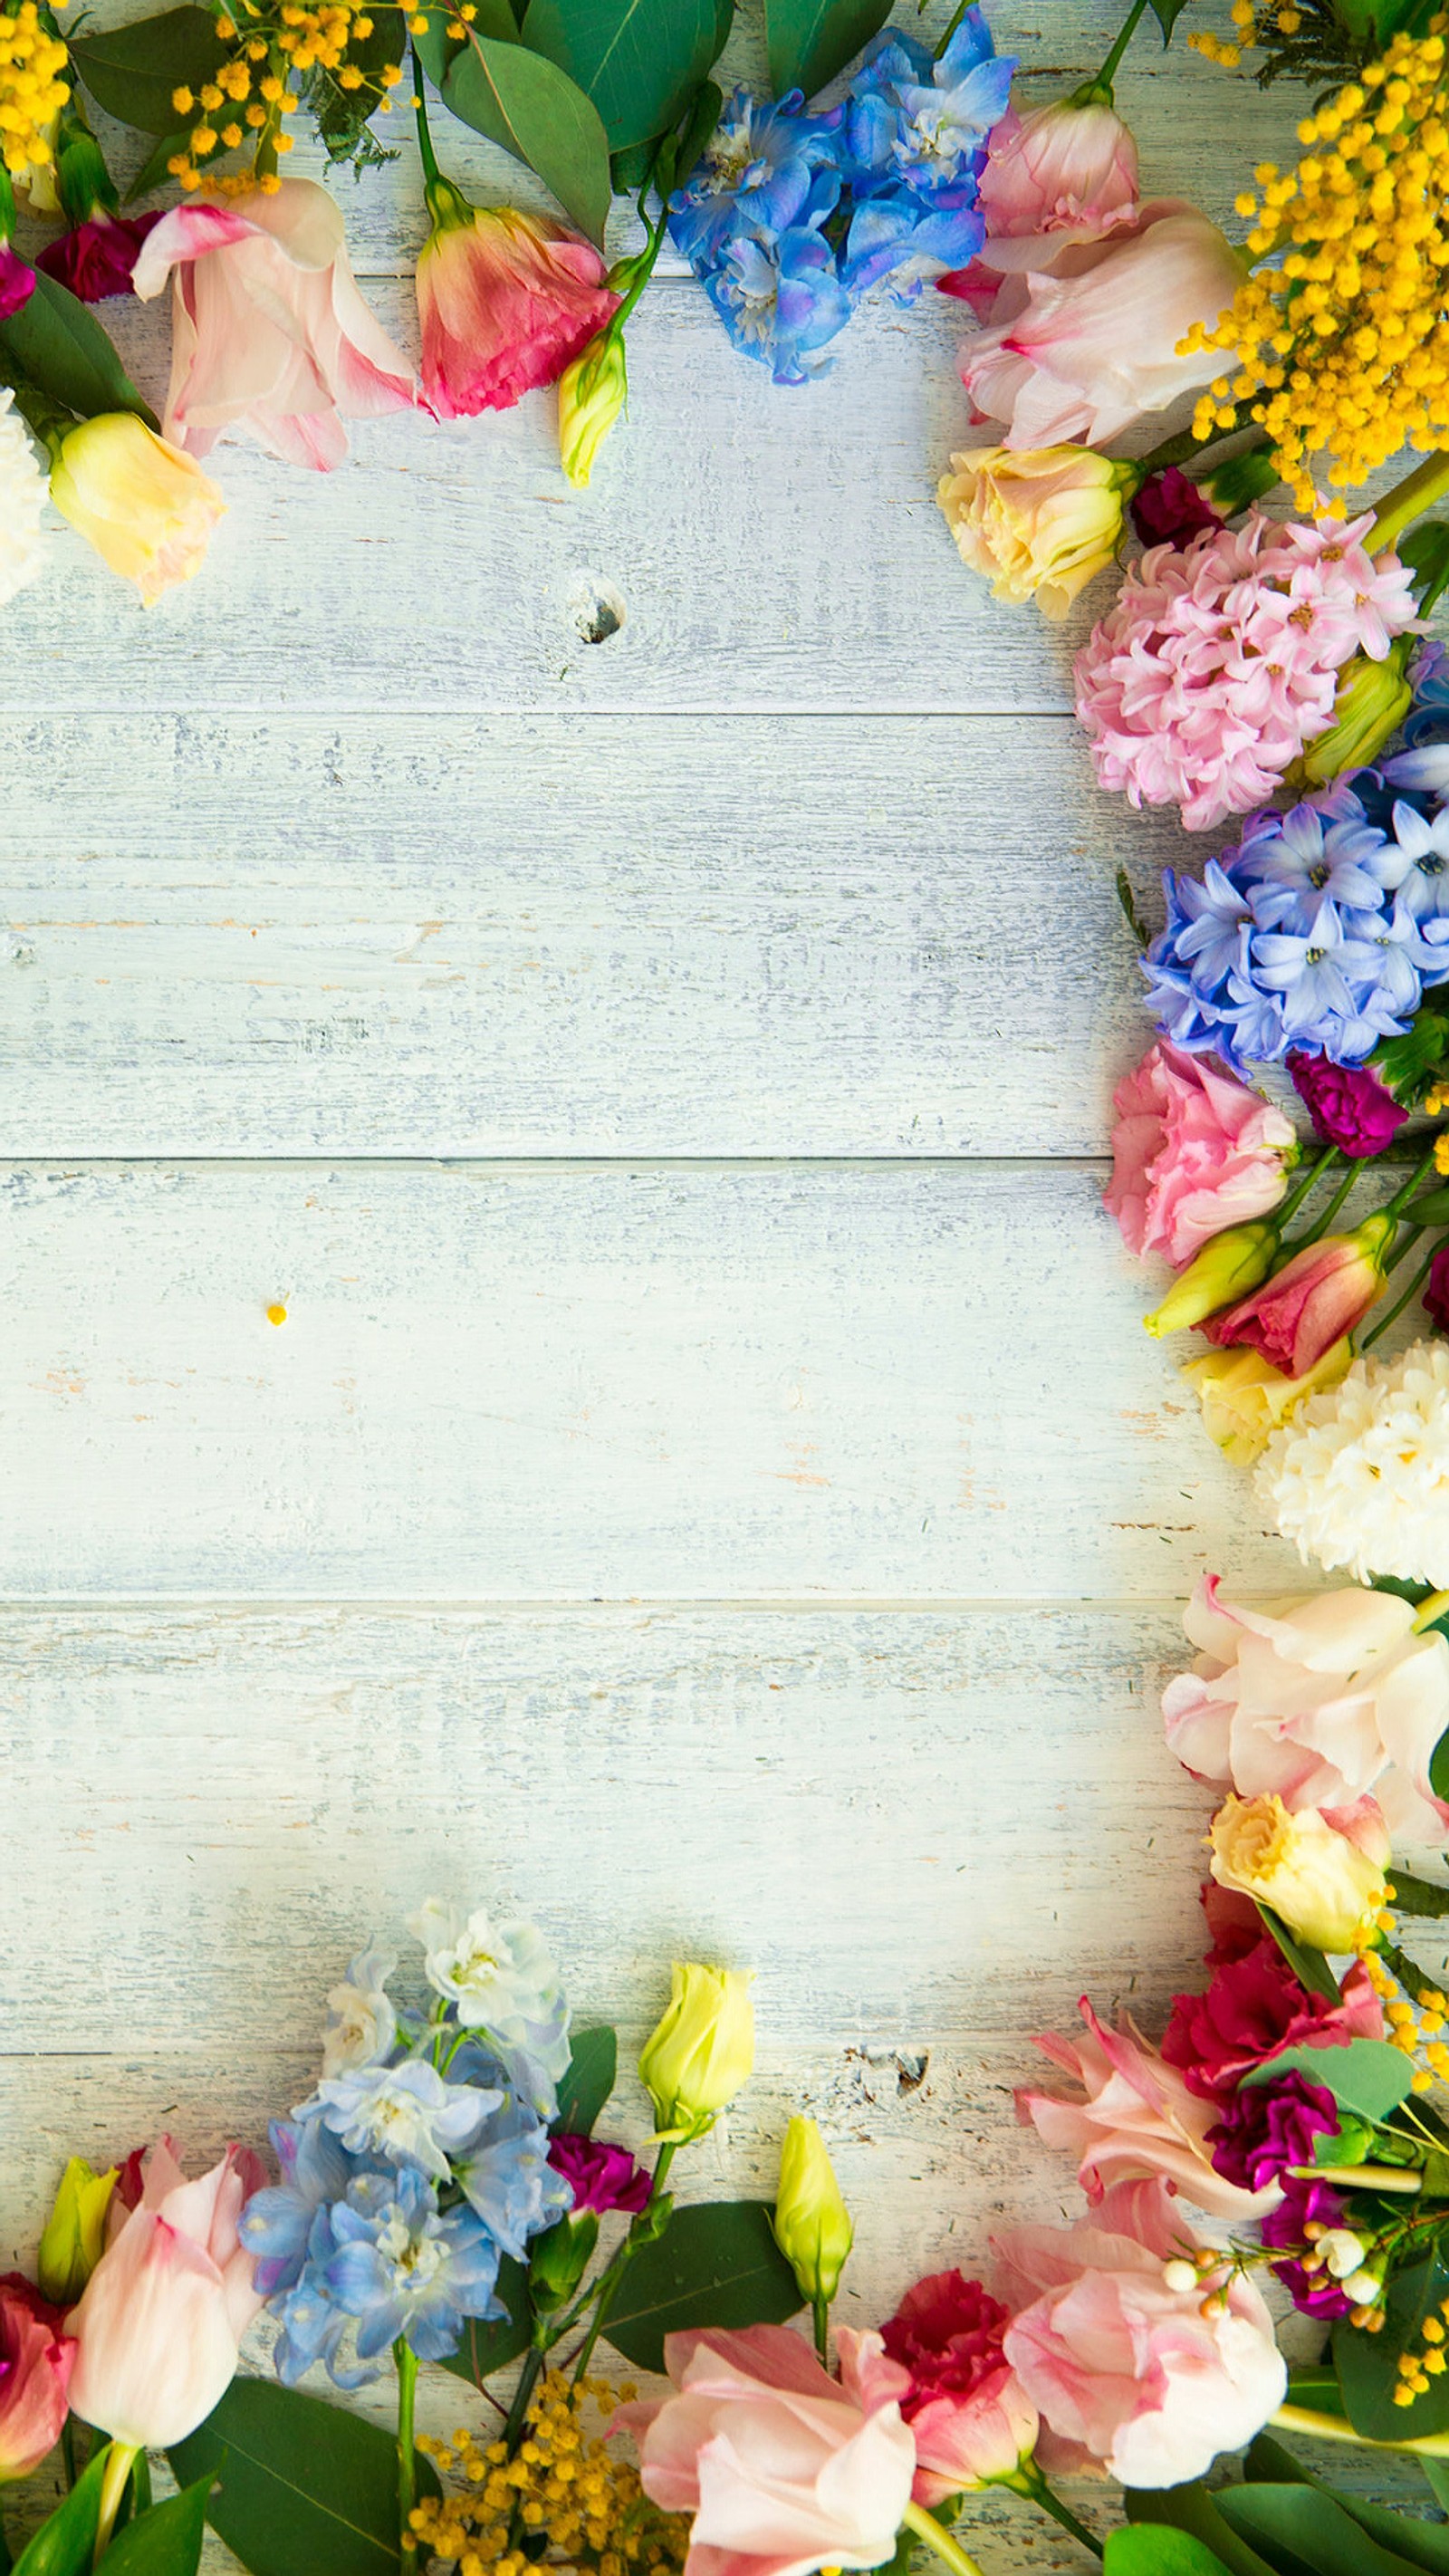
[424, 173, 475, 236]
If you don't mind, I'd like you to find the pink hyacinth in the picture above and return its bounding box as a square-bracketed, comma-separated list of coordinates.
[1073, 512, 1418, 832]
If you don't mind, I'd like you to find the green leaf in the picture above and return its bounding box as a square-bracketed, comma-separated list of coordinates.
[1402, 522, 1449, 614]
[10, 2447, 111, 2576]
[1239, 2037, 1414, 2121]
[1388, 1871, 1449, 1917]
[1105, 2533, 1234, 2576]
[1284, 2361, 1348, 2414]
[554, 2025, 617, 2136]
[668, 74, 720, 187]
[302, 5, 408, 165]
[437, 2253, 533, 2386]
[413, 9, 610, 241]
[168, 2379, 437, 2576]
[70, 7, 227, 134]
[1424, 2458, 1449, 2514]
[521, 0, 722, 151]
[1147, 0, 1199, 42]
[0, 271, 158, 428]
[101, 2481, 213, 2576]
[1335, 2250, 1449, 2440]
[1255, 1903, 1341, 2004]
[764, 0, 892, 100]
[602, 2201, 803, 2372]
[1125, 2487, 1279, 2576]
[1218, 2484, 1436, 2576]
[1375, 1010, 1449, 1100]
[125, 130, 191, 197]
[1341, 2502, 1449, 2576]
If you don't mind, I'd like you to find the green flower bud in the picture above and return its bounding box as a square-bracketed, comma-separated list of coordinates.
[772, 2116, 853, 2303]
[559, 327, 627, 490]
[1300, 639, 1415, 787]
[638, 1964, 754, 2144]
[1144, 1218, 1280, 1337]
[37, 2155, 117, 2304]
[530, 2210, 599, 2310]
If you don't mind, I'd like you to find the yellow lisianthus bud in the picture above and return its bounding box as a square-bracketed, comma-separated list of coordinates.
[37, 2156, 118, 2304]
[1299, 639, 1415, 785]
[937, 444, 1131, 620]
[1182, 1336, 1352, 1464]
[772, 2116, 853, 2303]
[1209, 1793, 1387, 1952]
[49, 413, 225, 606]
[559, 326, 627, 490]
[1143, 1218, 1279, 1337]
[638, 1964, 754, 2143]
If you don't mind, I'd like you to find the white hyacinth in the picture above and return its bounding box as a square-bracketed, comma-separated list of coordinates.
[0, 386, 47, 609]
[1258, 1338, 1449, 1586]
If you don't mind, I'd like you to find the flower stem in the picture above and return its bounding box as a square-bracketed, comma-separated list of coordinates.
[504, 2331, 549, 2456]
[902, 2500, 988, 2576]
[1286, 1158, 1358, 1249]
[571, 2140, 677, 2385]
[411, 47, 441, 189]
[1362, 1235, 1438, 1348]
[1384, 1141, 1443, 1220]
[1003, 2463, 1103, 2558]
[932, 0, 970, 58]
[93, 2444, 139, 2567]
[395, 2340, 418, 2571]
[1369, 450, 1449, 557]
[1072, 0, 1148, 103]
[811, 2290, 830, 2365]
[1277, 1141, 1340, 1228]
[1274, 2399, 1449, 2456]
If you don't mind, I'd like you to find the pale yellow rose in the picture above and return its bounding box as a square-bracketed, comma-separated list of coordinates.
[49, 413, 224, 606]
[1182, 1337, 1353, 1465]
[1208, 1793, 1387, 1952]
[937, 444, 1129, 620]
[638, 1963, 754, 2144]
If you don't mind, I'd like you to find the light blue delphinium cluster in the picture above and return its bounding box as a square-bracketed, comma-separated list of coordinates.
[667, 12, 1013, 384]
[240, 1906, 574, 2384]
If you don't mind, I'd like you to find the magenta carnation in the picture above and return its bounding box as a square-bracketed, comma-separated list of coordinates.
[1426, 1245, 1449, 1334]
[1289, 1051, 1407, 1157]
[37, 213, 161, 302]
[0, 242, 34, 321]
[1073, 513, 1418, 832]
[1206, 2070, 1339, 2191]
[1130, 466, 1223, 551]
[546, 2134, 651, 2216]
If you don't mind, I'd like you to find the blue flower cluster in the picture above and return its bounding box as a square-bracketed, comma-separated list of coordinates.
[1142, 652, 1449, 1072]
[240, 1911, 574, 2383]
[668, 13, 1013, 384]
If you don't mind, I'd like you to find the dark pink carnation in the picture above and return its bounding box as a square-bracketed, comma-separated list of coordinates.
[1201, 1881, 1262, 1966]
[881, 2270, 1012, 2416]
[37, 213, 161, 303]
[1130, 466, 1223, 550]
[1161, 1941, 1385, 2100]
[1289, 1051, 1407, 1158]
[546, 2134, 650, 2216]
[1261, 2175, 1353, 2317]
[1425, 1245, 1449, 1334]
[1206, 2071, 1339, 2191]
[0, 242, 34, 321]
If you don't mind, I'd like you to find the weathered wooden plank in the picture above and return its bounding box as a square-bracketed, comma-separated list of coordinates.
[0, 1159, 1289, 1599]
[0, 712, 1176, 1158]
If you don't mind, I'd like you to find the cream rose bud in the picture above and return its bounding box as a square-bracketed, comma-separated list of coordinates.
[48, 412, 224, 604]
[938, 444, 1130, 620]
[638, 1964, 755, 2144]
[1208, 1793, 1387, 1952]
[772, 2116, 854, 2303]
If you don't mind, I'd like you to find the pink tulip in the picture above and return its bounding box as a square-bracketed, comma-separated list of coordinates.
[1017, 1998, 1279, 2219]
[1107, 1042, 1295, 1269]
[417, 181, 619, 418]
[1203, 1214, 1391, 1377]
[617, 2322, 916, 2576]
[880, 2270, 1037, 2500]
[959, 203, 1242, 449]
[0, 2275, 74, 2479]
[993, 2179, 1285, 2487]
[131, 181, 415, 470]
[979, 99, 1138, 255]
[67, 2138, 264, 2448]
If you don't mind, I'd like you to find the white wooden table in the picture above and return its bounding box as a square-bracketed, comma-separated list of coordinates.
[0, 14, 1339, 2562]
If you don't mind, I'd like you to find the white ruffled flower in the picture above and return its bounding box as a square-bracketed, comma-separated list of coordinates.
[1258, 1338, 1449, 1586]
[320, 1939, 397, 2077]
[409, 1899, 571, 2094]
[0, 387, 47, 610]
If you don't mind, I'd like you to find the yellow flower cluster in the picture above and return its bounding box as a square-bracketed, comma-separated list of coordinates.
[0, 1, 68, 180]
[1189, 0, 1301, 70]
[165, 0, 406, 192]
[410, 2373, 688, 2576]
[1395, 2301, 1449, 2404]
[1359, 1928, 1449, 2093]
[1185, 26, 1449, 507]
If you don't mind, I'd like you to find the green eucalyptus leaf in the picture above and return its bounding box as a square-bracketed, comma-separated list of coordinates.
[764, 0, 891, 100]
[414, 8, 610, 240]
[125, 129, 191, 197]
[1425, 2458, 1449, 2513]
[101, 2481, 213, 2576]
[602, 2201, 802, 2372]
[1104, 2533, 1234, 2576]
[1335, 2250, 1449, 2440]
[670, 74, 721, 186]
[168, 2379, 438, 2576]
[10, 2446, 111, 2576]
[0, 270, 158, 428]
[1218, 2483, 1435, 2576]
[1387, 1869, 1449, 1917]
[520, 0, 721, 151]
[554, 2026, 617, 2137]
[1125, 2489, 1277, 2576]
[438, 2254, 533, 2386]
[1238, 2036, 1414, 2120]
[69, 7, 227, 134]
[1147, 0, 1199, 41]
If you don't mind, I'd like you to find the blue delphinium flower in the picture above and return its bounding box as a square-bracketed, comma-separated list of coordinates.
[325, 2167, 505, 2363]
[312, 2058, 496, 2179]
[241, 2115, 363, 2299]
[453, 2078, 572, 2259]
[669, 88, 842, 271]
[700, 221, 856, 384]
[840, 13, 1014, 296]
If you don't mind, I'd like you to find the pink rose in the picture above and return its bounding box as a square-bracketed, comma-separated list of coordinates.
[1203, 1215, 1390, 1376]
[0, 2275, 74, 2479]
[417, 184, 619, 418]
[1165, 1573, 1449, 1842]
[131, 181, 415, 470]
[959, 203, 1242, 449]
[979, 99, 1138, 256]
[618, 2323, 916, 2576]
[880, 2270, 1037, 2500]
[37, 212, 161, 302]
[993, 2179, 1285, 2488]
[1163, 1941, 1385, 2100]
[67, 2136, 264, 2448]
[1017, 1998, 1277, 2219]
[1107, 1043, 1294, 1268]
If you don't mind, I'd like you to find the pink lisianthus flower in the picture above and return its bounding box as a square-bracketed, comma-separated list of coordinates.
[1107, 1041, 1294, 1268]
[417, 180, 619, 418]
[0, 2275, 74, 2479]
[37, 212, 161, 302]
[993, 2178, 1285, 2488]
[1017, 1998, 1278, 2218]
[1164, 1572, 1449, 1842]
[67, 2136, 264, 2448]
[616, 2323, 916, 2576]
[1162, 1939, 1385, 2100]
[956, 203, 1241, 449]
[547, 2133, 651, 2216]
[131, 180, 415, 470]
[880, 2270, 1038, 2499]
[978, 97, 1138, 254]
[1202, 1213, 1392, 1378]
[1074, 513, 1418, 831]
